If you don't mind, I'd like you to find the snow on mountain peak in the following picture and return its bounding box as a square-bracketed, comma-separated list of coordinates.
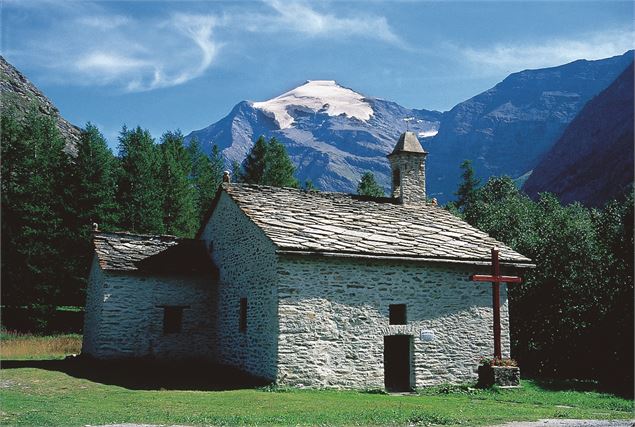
[252, 80, 373, 129]
[418, 130, 439, 138]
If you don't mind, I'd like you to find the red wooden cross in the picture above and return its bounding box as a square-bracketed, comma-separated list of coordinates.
[470, 247, 522, 359]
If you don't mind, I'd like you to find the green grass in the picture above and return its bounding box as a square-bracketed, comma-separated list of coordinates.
[0, 366, 632, 426]
[0, 333, 632, 426]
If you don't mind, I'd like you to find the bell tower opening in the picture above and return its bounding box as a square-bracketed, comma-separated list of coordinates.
[392, 168, 401, 199]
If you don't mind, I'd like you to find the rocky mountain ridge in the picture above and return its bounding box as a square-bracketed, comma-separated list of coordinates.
[424, 51, 633, 202]
[186, 52, 633, 200]
[1, 56, 81, 155]
[522, 62, 634, 207]
[186, 80, 442, 192]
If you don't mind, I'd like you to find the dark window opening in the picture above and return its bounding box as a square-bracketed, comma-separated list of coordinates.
[239, 298, 247, 332]
[392, 169, 401, 190]
[162, 306, 185, 334]
[389, 304, 407, 325]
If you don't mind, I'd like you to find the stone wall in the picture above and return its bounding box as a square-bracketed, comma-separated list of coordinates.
[81, 262, 215, 360]
[389, 152, 427, 204]
[82, 256, 105, 355]
[275, 256, 510, 388]
[200, 191, 279, 380]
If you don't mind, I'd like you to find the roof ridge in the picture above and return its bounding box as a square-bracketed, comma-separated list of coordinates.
[223, 183, 411, 205]
[93, 231, 182, 240]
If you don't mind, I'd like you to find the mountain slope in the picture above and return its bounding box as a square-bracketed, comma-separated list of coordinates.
[185, 80, 441, 192]
[0, 56, 80, 155]
[522, 62, 634, 207]
[424, 51, 633, 203]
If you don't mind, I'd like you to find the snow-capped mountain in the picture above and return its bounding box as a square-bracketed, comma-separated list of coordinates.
[252, 80, 374, 129]
[185, 80, 441, 192]
[424, 51, 633, 203]
[185, 52, 632, 199]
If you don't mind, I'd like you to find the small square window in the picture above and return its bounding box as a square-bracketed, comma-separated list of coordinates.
[162, 306, 184, 334]
[239, 298, 247, 333]
[389, 304, 407, 325]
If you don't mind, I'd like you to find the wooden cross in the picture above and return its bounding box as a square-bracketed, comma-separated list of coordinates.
[470, 247, 522, 359]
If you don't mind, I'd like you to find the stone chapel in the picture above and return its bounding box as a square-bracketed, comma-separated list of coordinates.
[82, 131, 533, 390]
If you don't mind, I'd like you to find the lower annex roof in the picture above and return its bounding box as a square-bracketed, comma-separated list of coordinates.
[93, 232, 216, 274]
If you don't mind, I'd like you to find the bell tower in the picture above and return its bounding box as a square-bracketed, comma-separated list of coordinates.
[387, 131, 428, 204]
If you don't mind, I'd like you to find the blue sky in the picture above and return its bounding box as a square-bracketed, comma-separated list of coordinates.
[2, 0, 633, 149]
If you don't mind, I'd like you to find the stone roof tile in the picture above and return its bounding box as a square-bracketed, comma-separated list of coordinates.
[222, 184, 533, 266]
[93, 232, 215, 274]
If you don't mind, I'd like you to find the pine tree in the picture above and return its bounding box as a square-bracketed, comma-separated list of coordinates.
[1, 109, 74, 323]
[209, 144, 225, 189]
[357, 172, 384, 197]
[303, 179, 317, 191]
[117, 126, 164, 234]
[159, 130, 198, 237]
[454, 160, 480, 212]
[63, 123, 121, 308]
[187, 138, 222, 223]
[262, 137, 298, 188]
[242, 135, 268, 184]
[231, 160, 242, 183]
[72, 123, 119, 232]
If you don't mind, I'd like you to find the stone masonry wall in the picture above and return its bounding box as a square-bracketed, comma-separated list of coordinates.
[276, 256, 510, 388]
[389, 153, 427, 204]
[82, 256, 105, 356]
[81, 264, 215, 360]
[199, 192, 279, 380]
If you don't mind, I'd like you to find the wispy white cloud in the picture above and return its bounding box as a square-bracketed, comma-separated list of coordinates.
[76, 52, 150, 75]
[71, 12, 221, 92]
[5, 3, 222, 92]
[461, 29, 634, 73]
[76, 15, 131, 30]
[4, 0, 400, 92]
[168, 14, 221, 86]
[256, 0, 401, 45]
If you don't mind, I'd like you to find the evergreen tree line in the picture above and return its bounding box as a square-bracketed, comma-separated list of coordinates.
[449, 160, 633, 393]
[1, 110, 303, 330]
[1, 111, 226, 328]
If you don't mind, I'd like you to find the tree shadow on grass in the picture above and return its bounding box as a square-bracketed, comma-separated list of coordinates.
[530, 377, 633, 399]
[1, 357, 270, 391]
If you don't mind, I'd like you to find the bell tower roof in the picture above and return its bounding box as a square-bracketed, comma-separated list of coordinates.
[388, 131, 427, 157]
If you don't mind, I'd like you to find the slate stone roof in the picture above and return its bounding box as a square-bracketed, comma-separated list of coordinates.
[93, 232, 215, 275]
[388, 131, 427, 156]
[220, 184, 533, 267]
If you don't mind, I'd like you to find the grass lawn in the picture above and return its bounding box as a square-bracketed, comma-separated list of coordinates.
[0, 333, 632, 426]
[1, 366, 632, 426]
